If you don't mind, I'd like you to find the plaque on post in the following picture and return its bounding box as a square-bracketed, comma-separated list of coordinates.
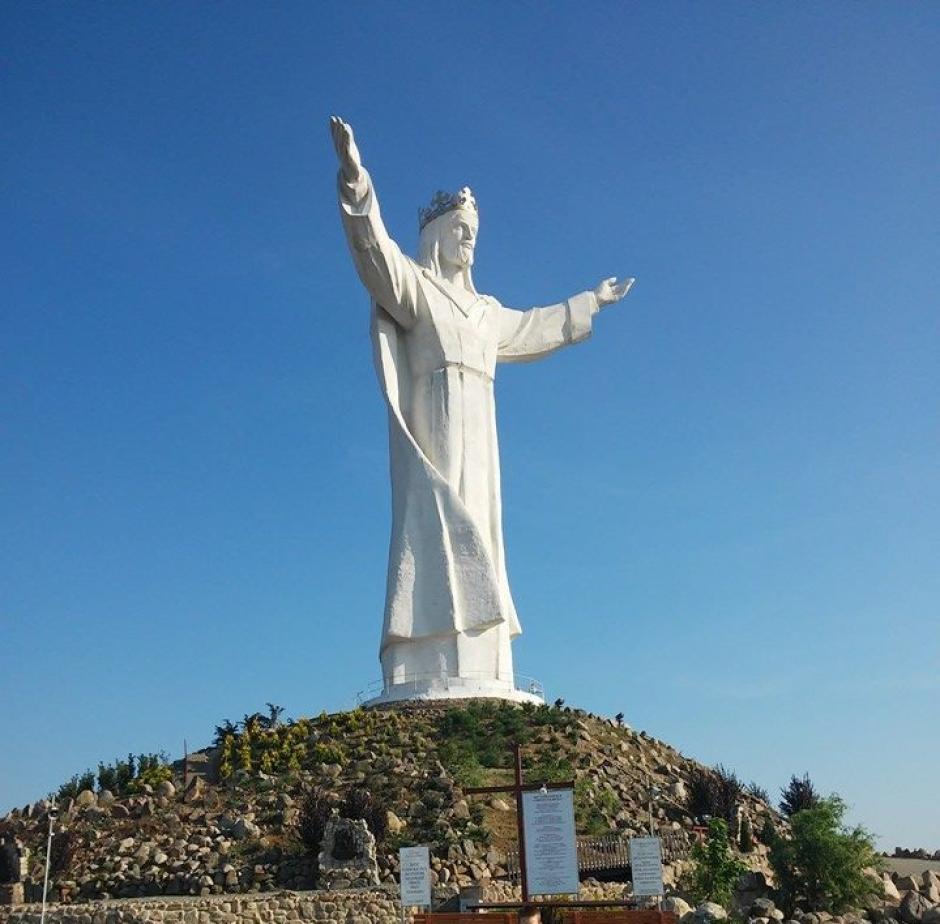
[399, 845, 431, 908]
[521, 787, 579, 897]
[629, 836, 664, 897]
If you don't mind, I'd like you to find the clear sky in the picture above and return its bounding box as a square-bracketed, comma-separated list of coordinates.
[2, 2, 938, 851]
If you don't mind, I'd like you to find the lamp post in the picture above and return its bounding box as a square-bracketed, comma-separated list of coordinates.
[647, 777, 660, 836]
[40, 803, 58, 924]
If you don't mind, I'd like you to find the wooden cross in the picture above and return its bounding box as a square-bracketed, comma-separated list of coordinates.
[462, 741, 575, 904]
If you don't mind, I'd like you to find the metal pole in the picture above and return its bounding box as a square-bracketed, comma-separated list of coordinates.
[40, 806, 57, 924]
[647, 774, 653, 836]
[513, 742, 530, 904]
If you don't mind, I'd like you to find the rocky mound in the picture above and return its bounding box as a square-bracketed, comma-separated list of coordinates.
[0, 700, 779, 903]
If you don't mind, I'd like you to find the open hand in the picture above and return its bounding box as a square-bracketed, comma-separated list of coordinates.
[329, 115, 363, 184]
[593, 276, 635, 309]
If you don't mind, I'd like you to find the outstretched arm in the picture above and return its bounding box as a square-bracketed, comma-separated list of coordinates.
[497, 276, 634, 363]
[330, 116, 421, 328]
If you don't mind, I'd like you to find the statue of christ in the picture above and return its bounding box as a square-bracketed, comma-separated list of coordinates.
[330, 116, 633, 703]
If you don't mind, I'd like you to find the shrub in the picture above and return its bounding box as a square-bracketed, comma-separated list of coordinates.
[55, 774, 86, 802]
[686, 766, 743, 828]
[769, 796, 882, 916]
[48, 829, 75, 876]
[758, 815, 777, 846]
[127, 760, 172, 794]
[779, 773, 820, 817]
[310, 743, 344, 765]
[739, 815, 754, 853]
[575, 779, 617, 836]
[525, 752, 575, 783]
[686, 818, 747, 908]
[295, 786, 334, 854]
[747, 781, 770, 804]
[0, 831, 19, 884]
[341, 786, 388, 843]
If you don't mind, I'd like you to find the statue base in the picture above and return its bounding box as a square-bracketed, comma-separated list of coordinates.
[361, 673, 544, 707]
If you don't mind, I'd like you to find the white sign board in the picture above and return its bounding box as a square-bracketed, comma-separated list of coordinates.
[629, 836, 664, 896]
[521, 788, 579, 896]
[399, 845, 431, 907]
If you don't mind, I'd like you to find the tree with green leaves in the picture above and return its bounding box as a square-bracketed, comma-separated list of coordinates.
[779, 773, 819, 817]
[686, 818, 748, 909]
[769, 796, 882, 916]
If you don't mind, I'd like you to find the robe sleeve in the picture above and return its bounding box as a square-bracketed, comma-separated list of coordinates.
[496, 290, 598, 363]
[338, 168, 421, 329]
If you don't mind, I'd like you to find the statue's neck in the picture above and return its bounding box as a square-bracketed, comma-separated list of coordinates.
[439, 264, 476, 294]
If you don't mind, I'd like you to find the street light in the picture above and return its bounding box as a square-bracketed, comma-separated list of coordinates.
[40, 803, 59, 924]
[647, 777, 661, 836]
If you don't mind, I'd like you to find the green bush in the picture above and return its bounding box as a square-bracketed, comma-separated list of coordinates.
[686, 818, 747, 908]
[310, 743, 344, 765]
[574, 779, 617, 836]
[769, 796, 883, 916]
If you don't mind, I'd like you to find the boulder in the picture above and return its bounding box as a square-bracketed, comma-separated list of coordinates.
[898, 877, 922, 893]
[489, 798, 512, 812]
[76, 790, 97, 808]
[752, 899, 779, 918]
[386, 811, 406, 834]
[156, 781, 176, 799]
[230, 817, 261, 840]
[696, 902, 729, 923]
[884, 878, 903, 901]
[663, 897, 693, 918]
[922, 909, 940, 924]
[900, 892, 936, 924]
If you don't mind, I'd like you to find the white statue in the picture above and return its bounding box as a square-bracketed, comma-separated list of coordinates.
[331, 117, 633, 703]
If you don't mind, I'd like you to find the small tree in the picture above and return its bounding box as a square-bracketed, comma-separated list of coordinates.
[341, 786, 388, 843]
[779, 773, 819, 817]
[746, 781, 770, 804]
[265, 703, 285, 728]
[686, 818, 747, 908]
[687, 765, 743, 828]
[769, 796, 882, 916]
[295, 786, 334, 854]
[739, 815, 754, 853]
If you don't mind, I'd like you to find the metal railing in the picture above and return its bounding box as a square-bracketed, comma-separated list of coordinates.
[355, 670, 544, 705]
[504, 830, 694, 883]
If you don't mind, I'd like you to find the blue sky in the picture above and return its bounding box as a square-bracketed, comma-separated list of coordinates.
[2, 3, 938, 851]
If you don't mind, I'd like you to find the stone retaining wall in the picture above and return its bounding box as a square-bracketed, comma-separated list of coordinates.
[0, 890, 402, 924]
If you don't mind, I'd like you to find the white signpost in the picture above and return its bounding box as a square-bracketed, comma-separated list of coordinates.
[629, 836, 664, 897]
[521, 788, 579, 897]
[399, 845, 431, 909]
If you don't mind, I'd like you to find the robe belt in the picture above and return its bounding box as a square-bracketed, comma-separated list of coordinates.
[421, 361, 494, 383]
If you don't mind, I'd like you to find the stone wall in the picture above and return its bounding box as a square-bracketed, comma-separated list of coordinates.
[0, 890, 401, 924]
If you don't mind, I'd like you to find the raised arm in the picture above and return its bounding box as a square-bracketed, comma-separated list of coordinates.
[330, 117, 421, 328]
[497, 276, 634, 363]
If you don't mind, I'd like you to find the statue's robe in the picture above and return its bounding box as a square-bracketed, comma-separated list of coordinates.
[338, 169, 598, 689]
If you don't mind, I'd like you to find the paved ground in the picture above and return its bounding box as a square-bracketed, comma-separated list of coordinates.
[881, 857, 940, 876]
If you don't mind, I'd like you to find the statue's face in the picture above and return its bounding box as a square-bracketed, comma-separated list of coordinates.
[439, 209, 478, 270]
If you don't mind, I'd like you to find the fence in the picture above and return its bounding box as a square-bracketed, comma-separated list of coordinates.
[504, 831, 694, 884]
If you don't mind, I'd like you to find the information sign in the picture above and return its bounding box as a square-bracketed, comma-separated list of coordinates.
[399, 845, 431, 907]
[521, 788, 579, 896]
[629, 836, 664, 896]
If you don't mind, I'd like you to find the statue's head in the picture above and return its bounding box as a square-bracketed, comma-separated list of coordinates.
[418, 187, 479, 289]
